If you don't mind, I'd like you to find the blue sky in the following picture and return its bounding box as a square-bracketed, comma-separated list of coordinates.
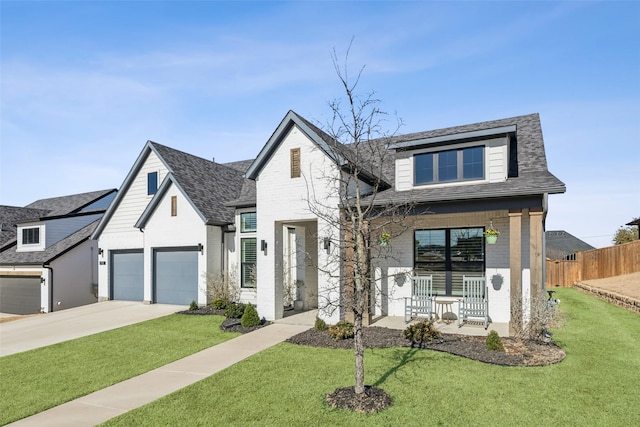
[1, 1, 638, 248]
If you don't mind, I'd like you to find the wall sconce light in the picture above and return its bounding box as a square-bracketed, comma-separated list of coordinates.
[40, 277, 46, 284]
[261, 239, 267, 253]
[197, 243, 204, 254]
[323, 237, 331, 254]
[98, 248, 103, 256]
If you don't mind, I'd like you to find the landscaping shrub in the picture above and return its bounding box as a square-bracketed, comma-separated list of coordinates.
[486, 330, 505, 351]
[189, 300, 199, 311]
[402, 319, 442, 348]
[211, 298, 230, 310]
[241, 303, 261, 327]
[314, 317, 328, 331]
[327, 320, 354, 341]
[224, 303, 246, 319]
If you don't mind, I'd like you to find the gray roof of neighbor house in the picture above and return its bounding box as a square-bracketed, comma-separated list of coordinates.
[545, 230, 595, 258]
[0, 189, 116, 250]
[93, 142, 249, 237]
[627, 217, 640, 226]
[0, 220, 100, 265]
[25, 189, 117, 217]
[0, 206, 49, 249]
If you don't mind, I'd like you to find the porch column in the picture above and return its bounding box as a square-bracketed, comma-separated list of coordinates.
[509, 210, 522, 336]
[529, 209, 544, 306]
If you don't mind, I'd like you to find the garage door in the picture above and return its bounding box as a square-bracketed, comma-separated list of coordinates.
[154, 248, 198, 305]
[111, 251, 144, 301]
[0, 276, 41, 315]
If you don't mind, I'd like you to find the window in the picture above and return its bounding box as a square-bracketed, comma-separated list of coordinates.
[22, 227, 40, 245]
[290, 148, 300, 178]
[241, 238, 257, 288]
[171, 196, 177, 216]
[415, 228, 484, 296]
[240, 212, 256, 232]
[414, 146, 484, 185]
[147, 172, 158, 195]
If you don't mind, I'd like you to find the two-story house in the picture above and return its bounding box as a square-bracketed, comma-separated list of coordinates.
[0, 190, 116, 314]
[94, 111, 564, 335]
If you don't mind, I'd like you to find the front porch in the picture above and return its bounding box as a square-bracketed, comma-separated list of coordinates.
[276, 309, 509, 336]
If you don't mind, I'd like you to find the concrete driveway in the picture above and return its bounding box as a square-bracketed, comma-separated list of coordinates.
[0, 301, 185, 357]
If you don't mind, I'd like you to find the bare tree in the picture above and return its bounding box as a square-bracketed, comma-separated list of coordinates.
[305, 42, 414, 407]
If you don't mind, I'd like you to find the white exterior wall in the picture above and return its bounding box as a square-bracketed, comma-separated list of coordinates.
[141, 184, 209, 304]
[97, 151, 169, 301]
[255, 125, 341, 322]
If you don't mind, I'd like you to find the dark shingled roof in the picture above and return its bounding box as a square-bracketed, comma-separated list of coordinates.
[0, 206, 49, 248]
[0, 220, 99, 265]
[25, 189, 116, 217]
[362, 113, 565, 206]
[149, 142, 246, 224]
[545, 230, 595, 259]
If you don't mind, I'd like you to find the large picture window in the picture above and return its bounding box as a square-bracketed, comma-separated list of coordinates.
[22, 227, 40, 245]
[241, 238, 257, 288]
[415, 228, 484, 296]
[414, 145, 484, 185]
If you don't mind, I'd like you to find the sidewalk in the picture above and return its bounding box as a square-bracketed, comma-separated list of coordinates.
[8, 314, 313, 427]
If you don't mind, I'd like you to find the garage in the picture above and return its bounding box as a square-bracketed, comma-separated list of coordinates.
[111, 250, 144, 301]
[0, 275, 41, 315]
[153, 248, 198, 305]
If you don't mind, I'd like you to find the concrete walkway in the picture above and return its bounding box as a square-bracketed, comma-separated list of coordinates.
[1, 301, 184, 357]
[7, 313, 313, 427]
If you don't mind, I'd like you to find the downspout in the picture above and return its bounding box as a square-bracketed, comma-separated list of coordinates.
[542, 193, 548, 292]
[43, 263, 53, 313]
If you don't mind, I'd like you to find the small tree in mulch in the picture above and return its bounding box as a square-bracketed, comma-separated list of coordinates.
[240, 303, 261, 327]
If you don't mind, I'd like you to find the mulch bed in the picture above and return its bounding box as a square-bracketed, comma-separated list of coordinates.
[177, 305, 270, 333]
[286, 326, 566, 367]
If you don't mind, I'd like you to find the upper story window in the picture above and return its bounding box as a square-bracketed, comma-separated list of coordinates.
[240, 212, 256, 233]
[22, 227, 40, 245]
[147, 172, 158, 195]
[415, 146, 484, 185]
[290, 148, 300, 178]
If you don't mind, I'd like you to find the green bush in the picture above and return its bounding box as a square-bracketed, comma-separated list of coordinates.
[224, 303, 246, 319]
[241, 303, 261, 327]
[403, 319, 442, 348]
[327, 320, 354, 341]
[189, 300, 199, 311]
[486, 330, 505, 352]
[314, 317, 328, 331]
[211, 298, 230, 310]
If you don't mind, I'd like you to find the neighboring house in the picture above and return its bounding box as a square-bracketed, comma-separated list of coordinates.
[93, 111, 565, 335]
[90, 142, 249, 306]
[545, 230, 595, 260]
[0, 190, 117, 314]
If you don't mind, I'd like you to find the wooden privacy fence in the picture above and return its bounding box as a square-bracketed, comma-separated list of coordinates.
[546, 240, 640, 287]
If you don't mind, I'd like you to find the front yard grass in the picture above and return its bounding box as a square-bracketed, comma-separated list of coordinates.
[104, 288, 639, 426]
[0, 314, 238, 425]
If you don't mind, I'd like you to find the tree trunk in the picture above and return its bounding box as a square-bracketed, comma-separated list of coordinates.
[354, 310, 365, 394]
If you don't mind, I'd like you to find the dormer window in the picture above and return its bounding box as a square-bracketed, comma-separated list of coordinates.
[415, 146, 484, 185]
[22, 227, 40, 245]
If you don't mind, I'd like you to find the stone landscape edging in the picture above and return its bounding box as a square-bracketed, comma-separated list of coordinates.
[574, 282, 640, 314]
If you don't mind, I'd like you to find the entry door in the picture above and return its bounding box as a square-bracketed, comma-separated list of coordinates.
[154, 248, 198, 305]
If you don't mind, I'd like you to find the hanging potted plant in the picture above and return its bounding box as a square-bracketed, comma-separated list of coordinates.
[379, 232, 391, 247]
[484, 222, 500, 244]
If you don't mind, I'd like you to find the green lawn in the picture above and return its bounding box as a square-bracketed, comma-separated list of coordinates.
[104, 288, 639, 426]
[0, 314, 238, 425]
